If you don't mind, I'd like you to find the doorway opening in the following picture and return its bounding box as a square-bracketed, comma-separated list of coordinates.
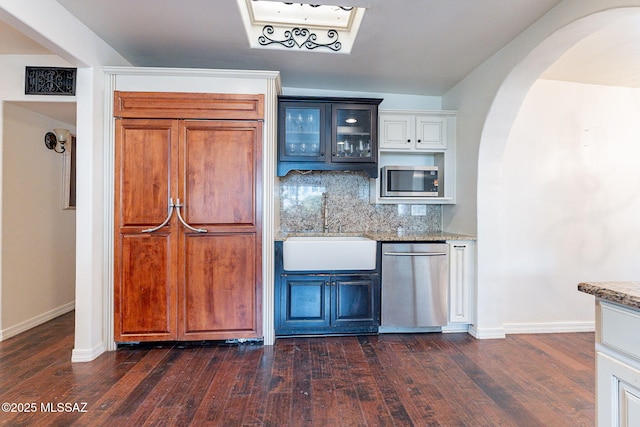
[0, 100, 76, 340]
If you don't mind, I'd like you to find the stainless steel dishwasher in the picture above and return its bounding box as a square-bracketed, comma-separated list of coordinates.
[380, 242, 449, 330]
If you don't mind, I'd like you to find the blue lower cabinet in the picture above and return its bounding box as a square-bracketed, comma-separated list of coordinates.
[276, 273, 380, 336]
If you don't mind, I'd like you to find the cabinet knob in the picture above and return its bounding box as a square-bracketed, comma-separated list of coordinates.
[407, 139, 411, 142]
[417, 139, 422, 143]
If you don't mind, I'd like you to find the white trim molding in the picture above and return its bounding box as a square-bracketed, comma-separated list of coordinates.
[467, 324, 506, 339]
[0, 301, 74, 341]
[504, 321, 595, 335]
[71, 342, 107, 363]
[467, 321, 594, 339]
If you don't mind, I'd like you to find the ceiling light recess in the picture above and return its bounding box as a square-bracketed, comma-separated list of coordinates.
[238, 0, 365, 54]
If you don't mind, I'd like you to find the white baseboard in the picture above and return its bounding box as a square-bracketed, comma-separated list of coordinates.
[0, 301, 75, 341]
[71, 342, 106, 363]
[504, 321, 595, 334]
[467, 324, 507, 339]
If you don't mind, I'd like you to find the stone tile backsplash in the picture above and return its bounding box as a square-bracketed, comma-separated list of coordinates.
[278, 171, 442, 233]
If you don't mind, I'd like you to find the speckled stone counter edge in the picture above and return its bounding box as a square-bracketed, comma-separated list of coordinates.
[578, 281, 640, 311]
[275, 231, 476, 242]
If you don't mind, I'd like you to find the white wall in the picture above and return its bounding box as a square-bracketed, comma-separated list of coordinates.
[0, 54, 76, 340]
[0, 54, 74, 98]
[283, 86, 442, 111]
[501, 79, 640, 331]
[442, 2, 640, 338]
[0, 55, 75, 340]
[443, 3, 640, 236]
[1, 103, 75, 338]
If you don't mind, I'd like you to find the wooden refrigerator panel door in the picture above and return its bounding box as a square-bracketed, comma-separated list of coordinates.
[179, 120, 262, 229]
[181, 234, 259, 339]
[178, 120, 262, 339]
[114, 119, 179, 341]
[116, 234, 176, 340]
[115, 119, 176, 227]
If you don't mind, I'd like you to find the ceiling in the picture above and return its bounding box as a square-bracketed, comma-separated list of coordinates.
[54, 0, 566, 95]
[2, 0, 640, 125]
[541, 14, 640, 87]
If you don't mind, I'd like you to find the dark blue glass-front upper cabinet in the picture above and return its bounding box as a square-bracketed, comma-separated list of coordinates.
[277, 96, 382, 177]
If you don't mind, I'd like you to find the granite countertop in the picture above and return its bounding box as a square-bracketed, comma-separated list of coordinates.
[578, 281, 640, 311]
[275, 231, 476, 242]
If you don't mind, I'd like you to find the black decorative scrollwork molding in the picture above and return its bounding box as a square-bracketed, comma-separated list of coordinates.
[25, 67, 77, 95]
[258, 25, 342, 51]
[283, 3, 353, 11]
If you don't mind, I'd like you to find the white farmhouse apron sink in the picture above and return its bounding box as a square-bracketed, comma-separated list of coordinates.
[283, 236, 377, 271]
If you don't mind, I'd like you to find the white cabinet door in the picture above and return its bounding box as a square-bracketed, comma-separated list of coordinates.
[619, 379, 640, 427]
[416, 115, 448, 150]
[379, 114, 413, 150]
[448, 241, 474, 324]
[597, 352, 640, 427]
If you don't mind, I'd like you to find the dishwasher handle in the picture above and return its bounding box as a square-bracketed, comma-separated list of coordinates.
[383, 252, 448, 257]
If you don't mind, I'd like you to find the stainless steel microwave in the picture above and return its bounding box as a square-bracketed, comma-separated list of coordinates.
[381, 166, 439, 197]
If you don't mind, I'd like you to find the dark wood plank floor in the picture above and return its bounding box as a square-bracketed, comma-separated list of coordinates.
[0, 312, 595, 426]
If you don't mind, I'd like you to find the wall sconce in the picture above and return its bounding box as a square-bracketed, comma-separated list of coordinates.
[44, 128, 71, 154]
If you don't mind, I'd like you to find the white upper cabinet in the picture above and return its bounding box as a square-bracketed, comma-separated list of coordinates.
[379, 111, 453, 151]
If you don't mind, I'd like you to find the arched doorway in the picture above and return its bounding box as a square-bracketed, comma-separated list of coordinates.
[475, 7, 640, 336]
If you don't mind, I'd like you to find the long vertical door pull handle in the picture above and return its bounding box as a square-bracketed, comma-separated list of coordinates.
[175, 199, 208, 233]
[141, 198, 175, 233]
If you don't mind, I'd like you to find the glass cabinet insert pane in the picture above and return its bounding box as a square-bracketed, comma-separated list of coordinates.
[284, 107, 321, 157]
[334, 107, 373, 160]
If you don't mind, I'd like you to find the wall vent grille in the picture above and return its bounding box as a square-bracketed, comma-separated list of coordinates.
[25, 67, 77, 96]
